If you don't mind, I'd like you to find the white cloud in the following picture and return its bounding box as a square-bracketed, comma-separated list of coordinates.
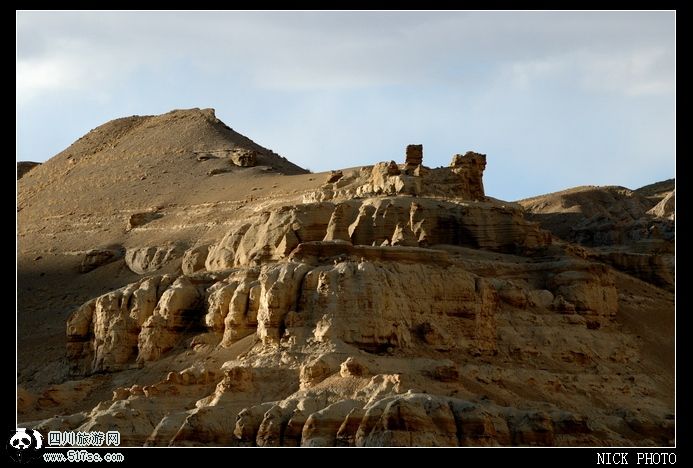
[16, 11, 675, 200]
[578, 48, 674, 96]
[16, 11, 675, 100]
[17, 56, 78, 101]
[508, 58, 566, 90]
[506, 47, 674, 97]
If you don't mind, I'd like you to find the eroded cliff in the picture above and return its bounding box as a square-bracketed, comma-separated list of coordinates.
[17, 109, 674, 447]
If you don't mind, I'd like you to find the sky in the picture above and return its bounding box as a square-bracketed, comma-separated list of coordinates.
[16, 11, 675, 200]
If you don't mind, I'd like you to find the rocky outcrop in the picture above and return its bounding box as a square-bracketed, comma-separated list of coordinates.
[595, 251, 674, 291]
[66, 274, 204, 373]
[256, 262, 312, 344]
[229, 148, 257, 167]
[306, 146, 489, 202]
[548, 264, 617, 318]
[204, 198, 548, 271]
[67, 256, 507, 372]
[358, 394, 459, 446]
[648, 190, 675, 220]
[405, 144, 423, 167]
[127, 211, 162, 230]
[66, 247, 622, 381]
[325, 170, 343, 184]
[79, 246, 124, 273]
[125, 244, 185, 274]
[31, 360, 672, 447]
[449, 151, 486, 200]
[195, 147, 258, 168]
[519, 182, 675, 291]
[340, 357, 369, 377]
[138, 276, 205, 362]
[181, 245, 209, 275]
[303, 261, 498, 354]
[518, 185, 673, 246]
[302, 399, 362, 446]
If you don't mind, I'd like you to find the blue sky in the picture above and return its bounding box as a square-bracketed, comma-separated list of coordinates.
[16, 11, 675, 200]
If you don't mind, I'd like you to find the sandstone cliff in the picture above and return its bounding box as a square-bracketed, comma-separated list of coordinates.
[17, 109, 674, 447]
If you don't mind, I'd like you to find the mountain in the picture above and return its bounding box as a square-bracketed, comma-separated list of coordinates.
[518, 182, 675, 291]
[17, 110, 674, 447]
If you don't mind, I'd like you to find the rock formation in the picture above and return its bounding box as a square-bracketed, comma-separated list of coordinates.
[518, 181, 675, 291]
[405, 144, 423, 167]
[17, 110, 674, 447]
[304, 147, 489, 203]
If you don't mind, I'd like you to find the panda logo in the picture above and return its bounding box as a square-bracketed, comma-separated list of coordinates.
[9, 428, 43, 450]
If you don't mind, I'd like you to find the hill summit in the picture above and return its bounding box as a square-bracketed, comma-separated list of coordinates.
[53, 107, 305, 173]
